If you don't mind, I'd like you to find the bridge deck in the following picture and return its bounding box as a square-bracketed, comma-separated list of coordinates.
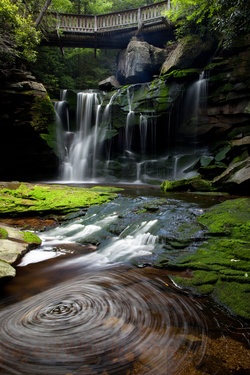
[42, 1, 174, 49]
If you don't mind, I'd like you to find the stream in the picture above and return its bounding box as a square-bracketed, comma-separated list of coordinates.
[0, 186, 249, 375]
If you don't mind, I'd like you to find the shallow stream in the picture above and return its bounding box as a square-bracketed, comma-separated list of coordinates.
[0, 186, 249, 374]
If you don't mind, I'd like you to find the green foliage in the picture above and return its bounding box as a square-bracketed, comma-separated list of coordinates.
[166, 0, 250, 47]
[0, 0, 40, 71]
[32, 47, 117, 94]
[69, 0, 151, 14]
[51, 0, 73, 12]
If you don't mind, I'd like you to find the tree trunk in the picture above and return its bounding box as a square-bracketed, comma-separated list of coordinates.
[35, 0, 52, 28]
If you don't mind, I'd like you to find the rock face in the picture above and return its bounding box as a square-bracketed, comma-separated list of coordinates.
[0, 70, 58, 181]
[117, 38, 168, 84]
[104, 33, 250, 193]
[160, 35, 216, 74]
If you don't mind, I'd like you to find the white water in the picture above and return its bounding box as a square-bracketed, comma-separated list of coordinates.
[19, 216, 158, 267]
[54, 76, 209, 183]
[183, 71, 208, 126]
[62, 92, 104, 181]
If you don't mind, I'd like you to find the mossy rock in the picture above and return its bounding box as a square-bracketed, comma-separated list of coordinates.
[31, 95, 55, 133]
[21, 231, 42, 245]
[163, 68, 199, 81]
[0, 182, 120, 216]
[0, 227, 8, 239]
[166, 198, 250, 319]
[197, 198, 250, 237]
[213, 280, 250, 319]
[161, 175, 215, 192]
[214, 145, 231, 162]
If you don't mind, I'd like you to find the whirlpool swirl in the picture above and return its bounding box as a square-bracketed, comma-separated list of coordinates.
[0, 266, 207, 375]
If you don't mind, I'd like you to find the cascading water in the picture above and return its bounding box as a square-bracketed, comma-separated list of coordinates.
[54, 76, 210, 183]
[182, 71, 209, 131]
[56, 91, 104, 181]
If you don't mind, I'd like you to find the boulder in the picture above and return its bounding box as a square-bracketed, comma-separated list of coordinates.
[117, 38, 168, 84]
[0, 224, 42, 280]
[9, 81, 46, 92]
[230, 135, 250, 147]
[160, 35, 216, 75]
[213, 157, 250, 193]
[98, 75, 120, 91]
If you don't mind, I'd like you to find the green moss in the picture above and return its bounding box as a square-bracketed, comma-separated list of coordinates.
[0, 227, 8, 239]
[0, 183, 120, 216]
[161, 176, 214, 192]
[197, 198, 250, 237]
[213, 281, 250, 319]
[166, 198, 250, 318]
[214, 145, 231, 162]
[40, 122, 58, 155]
[22, 231, 42, 245]
[172, 270, 218, 294]
[31, 94, 58, 153]
[31, 95, 55, 132]
[163, 68, 199, 80]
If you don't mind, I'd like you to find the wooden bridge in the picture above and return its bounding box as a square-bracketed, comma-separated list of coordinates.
[43, 1, 174, 50]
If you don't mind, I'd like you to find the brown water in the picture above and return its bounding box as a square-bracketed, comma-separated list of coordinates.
[0, 254, 249, 375]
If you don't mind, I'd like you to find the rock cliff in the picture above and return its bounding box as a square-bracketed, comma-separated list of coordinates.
[104, 34, 250, 193]
[0, 70, 58, 181]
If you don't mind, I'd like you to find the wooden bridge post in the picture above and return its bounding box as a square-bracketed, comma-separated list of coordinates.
[94, 15, 97, 32]
[138, 7, 142, 29]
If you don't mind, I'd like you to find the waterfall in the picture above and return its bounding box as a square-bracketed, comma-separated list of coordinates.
[183, 71, 208, 127]
[54, 99, 70, 162]
[125, 87, 135, 152]
[139, 114, 148, 155]
[54, 81, 210, 184]
[55, 90, 104, 181]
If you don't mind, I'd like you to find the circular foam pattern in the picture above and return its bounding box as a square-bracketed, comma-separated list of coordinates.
[0, 267, 207, 374]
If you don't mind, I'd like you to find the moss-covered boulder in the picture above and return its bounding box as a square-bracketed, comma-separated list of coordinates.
[166, 198, 250, 319]
[0, 182, 120, 216]
[161, 175, 215, 192]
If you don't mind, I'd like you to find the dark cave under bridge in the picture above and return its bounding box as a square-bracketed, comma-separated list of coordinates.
[43, 1, 174, 50]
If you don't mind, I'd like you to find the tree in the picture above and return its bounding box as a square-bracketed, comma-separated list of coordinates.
[0, 0, 40, 76]
[166, 0, 250, 46]
[35, 0, 53, 28]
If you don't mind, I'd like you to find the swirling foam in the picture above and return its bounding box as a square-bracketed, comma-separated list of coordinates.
[0, 267, 207, 374]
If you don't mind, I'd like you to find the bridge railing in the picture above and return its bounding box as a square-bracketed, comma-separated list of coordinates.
[54, 1, 170, 33]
